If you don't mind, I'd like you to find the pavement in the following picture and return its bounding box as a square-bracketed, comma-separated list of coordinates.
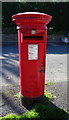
[0, 43, 69, 117]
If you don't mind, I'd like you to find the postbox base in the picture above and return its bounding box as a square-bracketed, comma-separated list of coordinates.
[20, 94, 44, 109]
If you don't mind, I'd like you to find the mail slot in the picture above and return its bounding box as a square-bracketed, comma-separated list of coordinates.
[23, 36, 43, 40]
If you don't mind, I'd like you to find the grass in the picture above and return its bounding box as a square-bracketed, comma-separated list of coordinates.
[0, 91, 69, 120]
[14, 92, 21, 100]
[44, 90, 54, 100]
[0, 110, 39, 120]
[45, 82, 54, 85]
[14, 91, 54, 101]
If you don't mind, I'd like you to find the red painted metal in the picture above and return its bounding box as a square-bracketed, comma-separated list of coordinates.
[12, 12, 52, 98]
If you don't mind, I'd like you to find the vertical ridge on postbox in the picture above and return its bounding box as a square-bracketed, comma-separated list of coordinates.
[12, 12, 52, 98]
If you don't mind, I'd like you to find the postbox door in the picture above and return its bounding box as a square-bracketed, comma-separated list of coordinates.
[20, 42, 46, 98]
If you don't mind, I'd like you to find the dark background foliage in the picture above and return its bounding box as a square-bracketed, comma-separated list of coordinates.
[2, 2, 69, 34]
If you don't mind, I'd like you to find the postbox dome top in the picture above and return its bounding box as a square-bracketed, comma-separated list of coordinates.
[12, 12, 52, 27]
[14, 12, 49, 15]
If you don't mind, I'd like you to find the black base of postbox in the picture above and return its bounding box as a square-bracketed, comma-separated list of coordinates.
[21, 94, 44, 109]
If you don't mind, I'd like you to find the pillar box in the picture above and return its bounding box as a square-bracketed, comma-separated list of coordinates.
[12, 12, 52, 100]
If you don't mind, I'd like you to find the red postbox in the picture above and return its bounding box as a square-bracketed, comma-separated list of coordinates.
[12, 12, 52, 99]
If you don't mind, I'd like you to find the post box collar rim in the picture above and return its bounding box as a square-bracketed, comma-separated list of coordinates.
[12, 12, 52, 19]
[15, 12, 49, 16]
[13, 12, 50, 16]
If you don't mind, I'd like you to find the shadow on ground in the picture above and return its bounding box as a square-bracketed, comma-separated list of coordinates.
[0, 86, 27, 117]
[1, 86, 69, 120]
[2, 45, 19, 85]
[47, 43, 69, 54]
[2, 45, 18, 54]
[2, 44, 69, 55]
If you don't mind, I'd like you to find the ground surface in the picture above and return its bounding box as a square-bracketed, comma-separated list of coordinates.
[0, 43, 69, 117]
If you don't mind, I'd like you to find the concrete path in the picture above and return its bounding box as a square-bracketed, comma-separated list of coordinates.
[1, 44, 68, 86]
